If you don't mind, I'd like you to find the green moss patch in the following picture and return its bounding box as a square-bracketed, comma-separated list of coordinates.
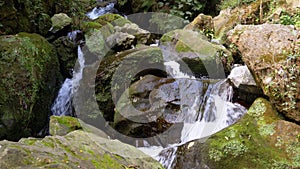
[0, 33, 59, 141]
[50, 116, 83, 136]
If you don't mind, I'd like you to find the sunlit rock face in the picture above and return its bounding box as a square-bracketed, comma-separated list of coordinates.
[228, 65, 264, 105]
[0, 117, 164, 169]
[227, 23, 300, 122]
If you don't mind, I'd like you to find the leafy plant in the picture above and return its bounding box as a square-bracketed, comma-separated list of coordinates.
[218, 0, 255, 10]
[157, 0, 206, 22]
[280, 10, 300, 28]
[265, 50, 299, 112]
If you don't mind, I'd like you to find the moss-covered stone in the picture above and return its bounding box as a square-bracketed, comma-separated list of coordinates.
[95, 13, 131, 27]
[50, 13, 72, 33]
[175, 98, 300, 169]
[0, 32, 60, 141]
[161, 29, 233, 77]
[52, 36, 78, 78]
[82, 14, 131, 33]
[0, 130, 164, 169]
[95, 47, 164, 122]
[50, 116, 82, 136]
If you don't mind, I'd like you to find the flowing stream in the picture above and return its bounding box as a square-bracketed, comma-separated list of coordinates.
[51, 46, 246, 168]
[51, 2, 247, 168]
[139, 61, 247, 168]
[51, 46, 85, 116]
[86, 2, 116, 20]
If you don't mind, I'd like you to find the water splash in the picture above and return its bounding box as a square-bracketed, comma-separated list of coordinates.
[139, 61, 247, 169]
[164, 61, 195, 79]
[86, 3, 115, 20]
[51, 46, 85, 116]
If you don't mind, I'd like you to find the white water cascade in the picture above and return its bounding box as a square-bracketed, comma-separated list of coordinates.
[51, 46, 247, 168]
[51, 0, 117, 116]
[138, 60, 247, 169]
[51, 46, 85, 116]
[50, 3, 247, 168]
[86, 2, 116, 20]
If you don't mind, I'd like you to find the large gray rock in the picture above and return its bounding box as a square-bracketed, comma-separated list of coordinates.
[227, 23, 300, 122]
[95, 47, 165, 122]
[114, 23, 151, 44]
[106, 32, 135, 50]
[114, 75, 180, 142]
[50, 13, 72, 33]
[228, 65, 256, 88]
[228, 65, 264, 104]
[0, 115, 163, 168]
[160, 29, 233, 78]
[213, 0, 300, 43]
[0, 130, 164, 169]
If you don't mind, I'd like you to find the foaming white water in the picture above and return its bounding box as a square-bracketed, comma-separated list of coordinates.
[51, 46, 85, 116]
[164, 61, 195, 79]
[67, 30, 81, 42]
[86, 3, 115, 20]
[139, 60, 247, 169]
[51, 78, 73, 116]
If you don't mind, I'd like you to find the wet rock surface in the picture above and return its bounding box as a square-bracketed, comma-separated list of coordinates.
[174, 98, 300, 169]
[95, 47, 165, 122]
[228, 65, 264, 105]
[160, 29, 233, 78]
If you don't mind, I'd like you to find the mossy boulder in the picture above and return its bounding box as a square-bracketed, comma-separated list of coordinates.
[174, 98, 300, 168]
[0, 130, 164, 169]
[52, 36, 78, 78]
[94, 13, 131, 27]
[227, 23, 300, 122]
[95, 46, 164, 122]
[82, 14, 131, 33]
[50, 116, 82, 136]
[49, 115, 109, 138]
[0, 33, 60, 141]
[84, 14, 151, 53]
[50, 13, 72, 33]
[113, 75, 176, 138]
[160, 29, 233, 77]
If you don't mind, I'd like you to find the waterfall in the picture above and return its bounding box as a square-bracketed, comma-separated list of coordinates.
[50, 4, 247, 168]
[51, 46, 85, 116]
[86, 3, 116, 20]
[138, 61, 247, 169]
[51, 1, 117, 117]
